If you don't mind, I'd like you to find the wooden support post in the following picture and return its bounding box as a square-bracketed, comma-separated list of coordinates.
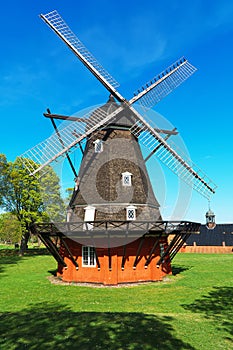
[60, 237, 79, 269]
[121, 229, 129, 270]
[156, 233, 181, 267]
[168, 236, 183, 261]
[79, 141, 84, 155]
[39, 234, 67, 267]
[94, 248, 101, 270]
[47, 110, 78, 178]
[108, 247, 112, 271]
[121, 245, 127, 270]
[144, 233, 163, 268]
[170, 233, 191, 261]
[133, 235, 145, 269]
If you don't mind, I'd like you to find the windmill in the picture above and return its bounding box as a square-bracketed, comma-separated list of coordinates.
[25, 10, 216, 285]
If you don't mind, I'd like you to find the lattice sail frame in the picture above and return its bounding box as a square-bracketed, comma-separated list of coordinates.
[130, 115, 217, 199]
[40, 10, 121, 99]
[131, 57, 197, 109]
[21, 105, 124, 176]
[20, 9, 216, 199]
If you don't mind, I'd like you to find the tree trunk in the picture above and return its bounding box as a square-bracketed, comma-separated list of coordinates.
[19, 230, 30, 256]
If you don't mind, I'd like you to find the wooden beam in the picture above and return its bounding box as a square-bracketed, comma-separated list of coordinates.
[133, 236, 145, 269]
[79, 141, 84, 155]
[154, 128, 178, 136]
[121, 245, 127, 270]
[170, 232, 191, 261]
[39, 234, 67, 267]
[94, 248, 101, 270]
[144, 233, 163, 268]
[47, 111, 78, 178]
[156, 233, 181, 267]
[60, 237, 79, 269]
[145, 128, 177, 163]
[108, 247, 112, 271]
[44, 113, 87, 122]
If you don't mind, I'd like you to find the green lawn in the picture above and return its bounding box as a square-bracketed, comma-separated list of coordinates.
[0, 247, 232, 349]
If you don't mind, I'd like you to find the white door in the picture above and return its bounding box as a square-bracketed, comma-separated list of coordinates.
[83, 206, 96, 230]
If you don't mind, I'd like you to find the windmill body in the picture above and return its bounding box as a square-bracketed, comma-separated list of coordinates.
[69, 96, 161, 224]
[55, 97, 169, 285]
[27, 10, 216, 285]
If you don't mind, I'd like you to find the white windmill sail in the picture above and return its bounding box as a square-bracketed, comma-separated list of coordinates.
[20, 9, 216, 199]
[130, 57, 197, 109]
[21, 105, 124, 176]
[40, 11, 196, 106]
[40, 10, 124, 103]
[129, 111, 217, 199]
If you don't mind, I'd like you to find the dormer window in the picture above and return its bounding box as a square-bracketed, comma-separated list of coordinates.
[93, 139, 103, 153]
[126, 205, 137, 220]
[122, 172, 132, 186]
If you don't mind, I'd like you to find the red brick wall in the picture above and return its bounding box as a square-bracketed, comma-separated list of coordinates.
[181, 246, 233, 254]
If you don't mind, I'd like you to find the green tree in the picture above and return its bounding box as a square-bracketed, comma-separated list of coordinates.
[0, 155, 65, 253]
[39, 165, 66, 222]
[0, 154, 9, 206]
[0, 212, 22, 244]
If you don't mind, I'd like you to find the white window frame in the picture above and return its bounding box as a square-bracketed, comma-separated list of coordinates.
[122, 172, 132, 187]
[82, 246, 96, 267]
[126, 205, 137, 220]
[93, 139, 103, 153]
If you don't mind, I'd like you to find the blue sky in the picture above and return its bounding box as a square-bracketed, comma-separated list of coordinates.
[0, 0, 233, 223]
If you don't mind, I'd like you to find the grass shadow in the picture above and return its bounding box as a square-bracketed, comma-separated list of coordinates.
[0, 247, 49, 258]
[48, 268, 57, 276]
[0, 302, 195, 350]
[182, 286, 233, 343]
[0, 248, 50, 276]
[0, 249, 22, 275]
[23, 248, 50, 257]
[171, 265, 192, 276]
